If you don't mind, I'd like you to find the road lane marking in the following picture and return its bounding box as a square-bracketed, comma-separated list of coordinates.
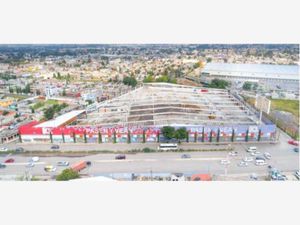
[3, 162, 46, 166]
[94, 159, 158, 163]
[94, 158, 224, 163]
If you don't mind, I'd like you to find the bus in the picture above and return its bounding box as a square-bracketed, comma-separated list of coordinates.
[158, 143, 178, 151]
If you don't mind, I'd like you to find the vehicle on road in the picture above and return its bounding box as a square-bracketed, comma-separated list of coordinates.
[86, 161, 92, 166]
[250, 151, 261, 156]
[294, 171, 300, 180]
[51, 144, 60, 150]
[70, 161, 87, 172]
[264, 152, 271, 160]
[0, 147, 8, 152]
[4, 158, 15, 163]
[115, 154, 126, 160]
[250, 173, 258, 180]
[26, 162, 34, 168]
[220, 159, 230, 165]
[243, 157, 253, 162]
[181, 154, 191, 159]
[57, 161, 69, 166]
[228, 151, 238, 156]
[255, 160, 267, 166]
[293, 147, 299, 153]
[31, 157, 39, 162]
[158, 143, 178, 151]
[44, 165, 57, 172]
[238, 161, 248, 167]
[288, 140, 299, 146]
[246, 146, 257, 152]
[15, 147, 24, 152]
[0, 163, 6, 169]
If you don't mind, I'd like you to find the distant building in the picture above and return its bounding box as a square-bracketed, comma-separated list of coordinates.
[201, 63, 299, 92]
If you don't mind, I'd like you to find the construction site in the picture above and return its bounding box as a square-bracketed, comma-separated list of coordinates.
[19, 83, 277, 144]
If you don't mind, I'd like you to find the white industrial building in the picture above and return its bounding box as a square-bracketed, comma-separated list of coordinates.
[201, 63, 299, 92]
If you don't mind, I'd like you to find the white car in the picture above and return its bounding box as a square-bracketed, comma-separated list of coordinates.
[264, 152, 271, 160]
[255, 161, 267, 166]
[243, 157, 253, 162]
[251, 151, 261, 156]
[228, 151, 238, 156]
[31, 157, 40, 162]
[0, 147, 8, 152]
[238, 161, 248, 167]
[26, 162, 35, 168]
[57, 161, 69, 166]
[220, 159, 231, 165]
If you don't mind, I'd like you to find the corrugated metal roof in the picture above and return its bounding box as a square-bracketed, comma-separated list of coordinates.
[35, 110, 85, 128]
[202, 63, 299, 80]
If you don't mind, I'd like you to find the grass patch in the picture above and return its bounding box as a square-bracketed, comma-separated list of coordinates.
[271, 99, 299, 117]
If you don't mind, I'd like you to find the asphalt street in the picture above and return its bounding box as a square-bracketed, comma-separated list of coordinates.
[0, 129, 298, 178]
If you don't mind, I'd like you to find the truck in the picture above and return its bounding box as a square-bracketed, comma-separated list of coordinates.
[70, 161, 87, 172]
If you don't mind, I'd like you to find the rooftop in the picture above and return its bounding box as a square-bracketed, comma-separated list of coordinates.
[202, 63, 299, 80]
[78, 83, 259, 127]
[35, 110, 85, 128]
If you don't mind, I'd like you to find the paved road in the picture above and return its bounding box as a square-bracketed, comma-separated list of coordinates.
[0, 144, 298, 177]
[0, 129, 298, 179]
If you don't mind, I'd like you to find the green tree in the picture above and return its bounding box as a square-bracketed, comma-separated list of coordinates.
[208, 79, 230, 89]
[23, 84, 31, 94]
[143, 75, 155, 83]
[62, 89, 66, 96]
[161, 126, 175, 140]
[207, 57, 212, 63]
[44, 107, 55, 120]
[56, 169, 80, 181]
[242, 81, 252, 90]
[2, 110, 9, 116]
[123, 76, 137, 87]
[174, 127, 187, 141]
[9, 86, 14, 93]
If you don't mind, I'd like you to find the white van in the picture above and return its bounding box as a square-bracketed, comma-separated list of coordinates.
[255, 160, 267, 166]
[247, 146, 257, 152]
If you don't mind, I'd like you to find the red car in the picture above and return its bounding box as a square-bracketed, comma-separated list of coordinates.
[288, 140, 299, 146]
[5, 158, 15, 163]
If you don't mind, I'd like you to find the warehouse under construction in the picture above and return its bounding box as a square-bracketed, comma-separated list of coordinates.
[19, 83, 276, 143]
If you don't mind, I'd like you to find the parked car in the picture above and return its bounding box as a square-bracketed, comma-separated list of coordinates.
[246, 146, 257, 152]
[15, 147, 24, 152]
[0, 147, 8, 152]
[243, 157, 253, 162]
[0, 163, 6, 169]
[44, 165, 57, 172]
[293, 147, 299, 153]
[238, 161, 248, 167]
[255, 161, 267, 166]
[288, 140, 299, 146]
[251, 151, 261, 156]
[51, 144, 60, 150]
[181, 154, 191, 159]
[220, 159, 230, 165]
[4, 158, 15, 163]
[31, 157, 39, 162]
[294, 171, 300, 180]
[264, 152, 271, 160]
[86, 161, 92, 166]
[228, 151, 238, 156]
[115, 154, 126, 160]
[57, 161, 69, 166]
